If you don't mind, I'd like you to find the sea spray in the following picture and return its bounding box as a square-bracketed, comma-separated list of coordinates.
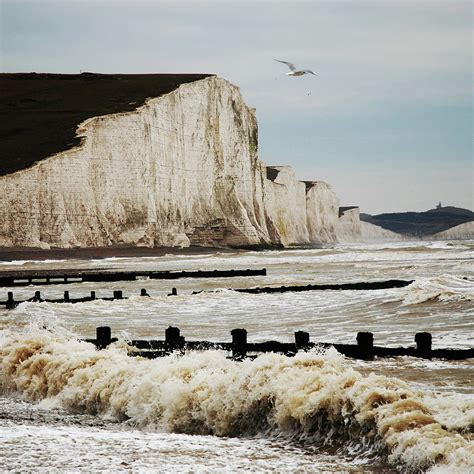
[1, 331, 473, 471]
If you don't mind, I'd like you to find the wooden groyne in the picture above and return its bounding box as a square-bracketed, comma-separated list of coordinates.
[193, 279, 414, 295]
[0, 279, 415, 309]
[85, 326, 474, 361]
[0, 268, 267, 287]
[0, 289, 149, 309]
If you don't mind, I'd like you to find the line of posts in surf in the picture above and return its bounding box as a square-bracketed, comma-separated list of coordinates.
[0, 278, 413, 308]
[0, 288, 173, 309]
[87, 326, 473, 361]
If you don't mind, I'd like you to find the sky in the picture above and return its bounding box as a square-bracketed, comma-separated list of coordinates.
[1, 0, 472, 214]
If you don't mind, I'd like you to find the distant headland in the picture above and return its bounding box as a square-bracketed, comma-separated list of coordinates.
[361, 206, 474, 238]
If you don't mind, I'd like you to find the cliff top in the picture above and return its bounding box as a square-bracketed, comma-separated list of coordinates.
[0, 72, 214, 176]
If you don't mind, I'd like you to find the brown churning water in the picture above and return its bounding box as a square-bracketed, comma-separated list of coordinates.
[0, 241, 473, 472]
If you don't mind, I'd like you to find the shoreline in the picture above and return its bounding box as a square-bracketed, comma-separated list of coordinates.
[0, 246, 242, 262]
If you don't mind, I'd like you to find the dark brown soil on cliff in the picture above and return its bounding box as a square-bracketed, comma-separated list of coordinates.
[0, 72, 214, 176]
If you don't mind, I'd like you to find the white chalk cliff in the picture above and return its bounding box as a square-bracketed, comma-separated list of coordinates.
[336, 207, 405, 242]
[430, 222, 474, 240]
[0, 76, 343, 249]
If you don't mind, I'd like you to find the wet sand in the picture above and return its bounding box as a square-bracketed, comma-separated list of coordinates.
[0, 246, 238, 263]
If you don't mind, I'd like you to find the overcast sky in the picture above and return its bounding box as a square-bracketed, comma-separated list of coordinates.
[1, 0, 472, 213]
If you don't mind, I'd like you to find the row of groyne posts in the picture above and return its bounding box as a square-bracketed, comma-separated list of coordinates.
[1, 289, 154, 309]
[0, 279, 413, 308]
[87, 326, 474, 361]
[2, 267, 472, 361]
[0, 265, 414, 308]
[0, 269, 267, 287]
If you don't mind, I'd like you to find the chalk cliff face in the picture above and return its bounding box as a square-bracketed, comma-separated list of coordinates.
[336, 208, 362, 243]
[430, 222, 474, 240]
[360, 222, 406, 241]
[336, 207, 405, 242]
[0, 76, 341, 249]
[305, 181, 339, 244]
[264, 167, 308, 246]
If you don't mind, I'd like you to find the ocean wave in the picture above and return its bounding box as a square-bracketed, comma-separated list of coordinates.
[1, 332, 472, 472]
[399, 275, 474, 306]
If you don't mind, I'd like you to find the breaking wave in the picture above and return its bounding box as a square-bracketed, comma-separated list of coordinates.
[1, 332, 473, 472]
[400, 275, 474, 305]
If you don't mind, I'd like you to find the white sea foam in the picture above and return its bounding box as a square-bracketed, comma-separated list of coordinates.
[1, 331, 473, 472]
[400, 275, 474, 306]
[1, 241, 473, 471]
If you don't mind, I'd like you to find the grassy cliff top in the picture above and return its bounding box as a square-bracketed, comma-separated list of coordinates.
[0, 72, 214, 176]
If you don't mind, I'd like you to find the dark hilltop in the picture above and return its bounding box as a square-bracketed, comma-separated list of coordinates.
[361, 206, 474, 237]
[0, 72, 214, 176]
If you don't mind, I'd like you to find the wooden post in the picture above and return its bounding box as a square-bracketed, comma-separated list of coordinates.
[33, 291, 41, 301]
[295, 331, 310, 351]
[165, 326, 184, 351]
[96, 326, 111, 349]
[168, 288, 177, 296]
[231, 328, 247, 359]
[356, 332, 374, 360]
[113, 290, 123, 299]
[6, 291, 15, 309]
[90, 291, 96, 300]
[64, 291, 70, 302]
[415, 332, 432, 358]
[140, 288, 150, 297]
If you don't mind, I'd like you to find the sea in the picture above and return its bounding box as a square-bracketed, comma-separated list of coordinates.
[1, 240, 473, 473]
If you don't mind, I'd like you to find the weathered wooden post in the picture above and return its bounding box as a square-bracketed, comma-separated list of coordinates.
[90, 291, 96, 300]
[415, 332, 432, 358]
[295, 331, 310, 351]
[231, 328, 248, 359]
[356, 332, 374, 360]
[113, 290, 123, 299]
[165, 326, 184, 351]
[64, 291, 70, 302]
[168, 288, 177, 296]
[140, 288, 150, 297]
[6, 292, 15, 309]
[96, 326, 112, 349]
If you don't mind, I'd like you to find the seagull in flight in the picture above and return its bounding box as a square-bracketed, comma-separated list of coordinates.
[274, 59, 317, 76]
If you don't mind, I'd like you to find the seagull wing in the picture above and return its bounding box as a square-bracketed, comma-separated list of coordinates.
[273, 59, 296, 71]
[303, 70, 318, 75]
